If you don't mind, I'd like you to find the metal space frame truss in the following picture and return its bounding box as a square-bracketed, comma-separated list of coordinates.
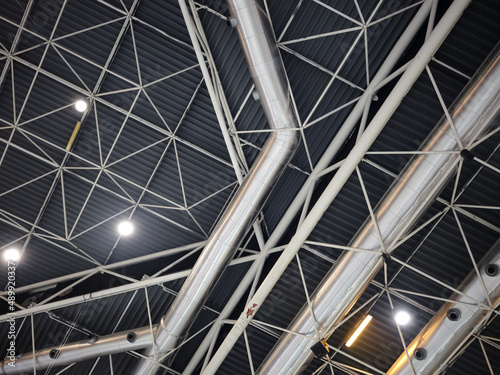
[0, 0, 499, 374]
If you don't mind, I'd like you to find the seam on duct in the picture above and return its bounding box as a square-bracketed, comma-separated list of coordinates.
[132, 0, 300, 374]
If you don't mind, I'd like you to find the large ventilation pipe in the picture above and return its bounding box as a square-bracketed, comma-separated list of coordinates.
[0, 249, 278, 374]
[253, 41, 500, 375]
[132, 0, 299, 373]
[202, 1, 473, 373]
[388, 237, 500, 374]
[0, 2, 438, 373]
[0, 326, 156, 375]
[182, 1, 438, 373]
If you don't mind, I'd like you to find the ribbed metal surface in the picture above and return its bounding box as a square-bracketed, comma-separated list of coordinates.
[316, 3, 500, 374]
[265, 0, 420, 230]
[0, 0, 499, 374]
[214, 1, 500, 374]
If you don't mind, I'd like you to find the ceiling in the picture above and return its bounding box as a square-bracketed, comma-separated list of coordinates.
[0, 0, 499, 374]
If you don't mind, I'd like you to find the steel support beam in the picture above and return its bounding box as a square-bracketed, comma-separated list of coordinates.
[178, 0, 267, 249]
[181, 1, 437, 372]
[252, 0, 437, 273]
[255, 18, 500, 375]
[0, 249, 282, 321]
[0, 0, 35, 92]
[201, 1, 472, 373]
[0, 242, 206, 298]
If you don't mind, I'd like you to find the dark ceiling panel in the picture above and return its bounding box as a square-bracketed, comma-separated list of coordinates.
[0, 1, 499, 374]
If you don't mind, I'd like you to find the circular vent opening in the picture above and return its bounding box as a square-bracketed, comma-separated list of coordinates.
[49, 349, 59, 359]
[485, 264, 499, 277]
[447, 308, 461, 321]
[414, 348, 427, 361]
[127, 332, 137, 343]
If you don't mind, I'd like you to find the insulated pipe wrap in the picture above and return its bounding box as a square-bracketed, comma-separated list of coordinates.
[0, 326, 155, 375]
[256, 21, 500, 375]
[132, 1, 299, 373]
[388, 238, 500, 374]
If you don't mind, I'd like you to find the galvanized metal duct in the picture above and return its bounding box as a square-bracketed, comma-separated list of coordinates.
[202, 2, 471, 372]
[254, 38, 500, 375]
[388, 237, 500, 374]
[182, 2, 437, 373]
[0, 2, 438, 374]
[0, 325, 156, 375]
[133, 0, 299, 374]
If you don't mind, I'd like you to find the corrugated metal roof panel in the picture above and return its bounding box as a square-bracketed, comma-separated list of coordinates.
[1, 0, 499, 374]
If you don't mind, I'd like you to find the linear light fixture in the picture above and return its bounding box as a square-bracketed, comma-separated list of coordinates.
[65, 121, 82, 151]
[345, 315, 372, 347]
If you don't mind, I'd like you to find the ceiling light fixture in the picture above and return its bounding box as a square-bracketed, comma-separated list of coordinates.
[395, 310, 411, 326]
[345, 315, 372, 347]
[4, 248, 21, 262]
[118, 220, 134, 236]
[75, 99, 88, 112]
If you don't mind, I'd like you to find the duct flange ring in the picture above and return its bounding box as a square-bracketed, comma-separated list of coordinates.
[49, 349, 60, 359]
[447, 308, 461, 321]
[485, 263, 499, 277]
[127, 332, 137, 343]
[414, 348, 427, 361]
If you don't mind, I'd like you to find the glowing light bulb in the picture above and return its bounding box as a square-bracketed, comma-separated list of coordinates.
[4, 248, 20, 262]
[75, 99, 88, 112]
[118, 221, 134, 236]
[395, 311, 411, 325]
